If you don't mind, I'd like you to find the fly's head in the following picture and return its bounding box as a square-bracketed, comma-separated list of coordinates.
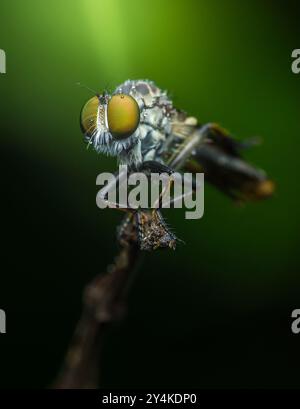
[80, 90, 141, 164]
[80, 80, 174, 166]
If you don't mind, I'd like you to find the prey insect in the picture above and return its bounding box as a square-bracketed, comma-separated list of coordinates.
[80, 79, 274, 251]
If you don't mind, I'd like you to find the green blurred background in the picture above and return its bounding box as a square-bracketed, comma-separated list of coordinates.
[0, 0, 300, 388]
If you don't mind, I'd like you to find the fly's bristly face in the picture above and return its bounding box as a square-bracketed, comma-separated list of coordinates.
[80, 90, 141, 164]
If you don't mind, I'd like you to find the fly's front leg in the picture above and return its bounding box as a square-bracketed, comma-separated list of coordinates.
[138, 160, 175, 209]
[138, 160, 174, 175]
[96, 166, 137, 211]
[96, 162, 172, 211]
[135, 161, 177, 250]
[97, 162, 178, 251]
[97, 167, 141, 248]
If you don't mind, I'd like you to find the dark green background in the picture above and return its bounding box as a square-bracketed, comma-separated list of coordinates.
[0, 0, 300, 388]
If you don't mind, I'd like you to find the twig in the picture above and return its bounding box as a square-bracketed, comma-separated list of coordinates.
[53, 239, 140, 389]
[52, 208, 176, 389]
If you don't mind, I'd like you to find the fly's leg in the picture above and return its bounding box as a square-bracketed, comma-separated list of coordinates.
[97, 168, 139, 248]
[97, 166, 139, 212]
[138, 160, 174, 175]
[135, 161, 177, 250]
[111, 161, 177, 251]
[138, 160, 176, 209]
[97, 167, 126, 210]
[139, 160, 200, 211]
[98, 161, 174, 210]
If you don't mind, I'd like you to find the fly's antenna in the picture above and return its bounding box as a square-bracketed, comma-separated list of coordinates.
[76, 82, 100, 97]
[103, 81, 112, 96]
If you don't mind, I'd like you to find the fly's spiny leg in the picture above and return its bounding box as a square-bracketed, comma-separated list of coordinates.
[138, 160, 174, 175]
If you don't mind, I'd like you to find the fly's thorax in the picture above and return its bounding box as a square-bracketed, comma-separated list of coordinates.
[157, 110, 199, 165]
[115, 80, 175, 163]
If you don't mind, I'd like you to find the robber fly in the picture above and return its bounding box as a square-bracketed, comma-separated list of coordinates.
[80, 79, 274, 251]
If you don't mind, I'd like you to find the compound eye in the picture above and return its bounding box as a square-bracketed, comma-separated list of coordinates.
[80, 96, 99, 137]
[107, 94, 140, 139]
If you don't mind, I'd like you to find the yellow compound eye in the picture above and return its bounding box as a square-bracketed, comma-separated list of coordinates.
[107, 94, 140, 139]
[80, 96, 99, 137]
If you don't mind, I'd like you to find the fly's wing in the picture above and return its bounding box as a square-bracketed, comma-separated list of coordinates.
[188, 125, 274, 202]
[168, 114, 274, 202]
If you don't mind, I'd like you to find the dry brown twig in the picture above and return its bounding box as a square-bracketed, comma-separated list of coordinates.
[53, 208, 178, 389]
[53, 236, 140, 389]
